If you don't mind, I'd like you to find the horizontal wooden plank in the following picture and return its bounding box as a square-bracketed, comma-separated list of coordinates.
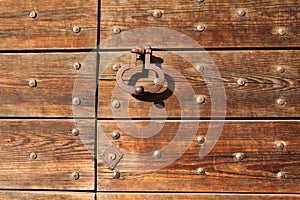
[98, 120, 300, 192]
[0, 119, 95, 190]
[0, 0, 97, 50]
[0, 191, 94, 200]
[97, 193, 300, 200]
[0, 53, 96, 117]
[98, 50, 300, 118]
[100, 0, 300, 48]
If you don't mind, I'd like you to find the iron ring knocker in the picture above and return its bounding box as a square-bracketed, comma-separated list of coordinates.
[116, 47, 165, 95]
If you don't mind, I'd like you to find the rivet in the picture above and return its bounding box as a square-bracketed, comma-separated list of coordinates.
[237, 78, 246, 86]
[196, 167, 206, 175]
[29, 152, 37, 159]
[277, 171, 285, 179]
[71, 172, 80, 180]
[152, 10, 162, 18]
[112, 131, 120, 140]
[72, 26, 81, 33]
[277, 27, 286, 36]
[153, 150, 161, 158]
[29, 11, 37, 18]
[197, 135, 206, 144]
[235, 153, 245, 161]
[275, 141, 285, 150]
[237, 9, 246, 16]
[112, 27, 121, 34]
[135, 86, 144, 95]
[196, 95, 206, 104]
[276, 98, 285, 106]
[28, 79, 37, 87]
[112, 171, 120, 179]
[72, 97, 81, 106]
[111, 99, 120, 108]
[276, 66, 285, 73]
[196, 24, 205, 32]
[195, 64, 204, 73]
[73, 62, 81, 70]
[72, 128, 80, 136]
[112, 64, 121, 71]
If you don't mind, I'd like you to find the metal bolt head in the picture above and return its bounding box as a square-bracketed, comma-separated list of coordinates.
[152, 10, 162, 18]
[237, 78, 246, 86]
[28, 79, 37, 87]
[275, 141, 285, 150]
[195, 64, 204, 73]
[277, 27, 286, 36]
[72, 97, 81, 106]
[71, 172, 80, 180]
[153, 150, 161, 158]
[72, 128, 80, 136]
[111, 99, 120, 108]
[277, 171, 285, 179]
[29, 11, 37, 18]
[276, 66, 285, 73]
[197, 135, 206, 144]
[112, 131, 120, 140]
[72, 26, 81, 33]
[73, 62, 81, 70]
[135, 86, 144, 95]
[112, 171, 120, 179]
[237, 9, 246, 16]
[235, 153, 245, 161]
[276, 98, 285, 106]
[196, 167, 206, 175]
[112, 64, 121, 71]
[197, 24, 205, 32]
[29, 152, 37, 159]
[196, 95, 206, 104]
[112, 26, 121, 34]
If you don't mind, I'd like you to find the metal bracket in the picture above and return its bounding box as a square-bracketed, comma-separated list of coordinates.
[100, 142, 123, 170]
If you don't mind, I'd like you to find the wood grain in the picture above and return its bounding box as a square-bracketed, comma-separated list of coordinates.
[98, 120, 300, 192]
[98, 50, 300, 118]
[0, 119, 95, 190]
[0, 53, 96, 117]
[97, 193, 300, 200]
[0, 191, 94, 200]
[0, 0, 97, 50]
[100, 0, 300, 48]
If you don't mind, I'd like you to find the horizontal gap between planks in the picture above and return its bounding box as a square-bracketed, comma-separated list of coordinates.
[0, 117, 95, 120]
[0, 49, 96, 54]
[0, 188, 96, 193]
[97, 117, 300, 121]
[95, 191, 300, 195]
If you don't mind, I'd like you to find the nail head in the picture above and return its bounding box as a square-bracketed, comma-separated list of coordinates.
[112, 171, 120, 179]
[111, 99, 120, 108]
[72, 97, 81, 106]
[197, 24, 205, 32]
[113, 27, 121, 34]
[277, 28, 286, 36]
[153, 10, 162, 18]
[237, 78, 246, 86]
[72, 26, 81, 33]
[153, 150, 161, 158]
[235, 153, 245, 161]
[112, 131, 120, 140]
[197, 135, 206, 144]
[196, 95, 206, 104]
[71, 172, 80, 180]
[276, 98, 285, 106]
[196, 167, 206, 175]
[29, 11, 37, 18]
[29, 152, 37, 159]
[73, 62, 81, 70]
[28, 79, 37, 87]
[72, 128, 80, 136]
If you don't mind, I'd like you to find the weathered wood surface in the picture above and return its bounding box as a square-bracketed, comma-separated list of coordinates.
[98, 50, 300, 118]
[98, 120, 300, 192]
[0, 191, 94, 200]
[97, 193, 300, 200]
[0, 0, 97, 50]
[100, 0, 300, 48]
[0, 119, 95, 190]
[0, 53, 96, 117]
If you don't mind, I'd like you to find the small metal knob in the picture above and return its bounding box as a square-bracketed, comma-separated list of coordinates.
[135, 86, 144, 95]
[196, 167, 206, 175]
[275, 141, 285, 150]
[112, 171, 120, 179]
[197, 135, 206, 144]
[153, 150, 161, 158]
[112, 131, 120, 140]
[72, 128, 80, 136]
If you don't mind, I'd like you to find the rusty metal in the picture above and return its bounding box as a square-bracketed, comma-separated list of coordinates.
[197, 135, 206, 144]
[29, 152, 37, 159]
[196, 168, 206, 175]
[196, 24, 205, 32]
[72, 97, 81, 106]
[100, 142, 123, 170]
[196, 95, 206, 104]
[28, 79, 37, 87]
[72, 26, 81, 33]
[73, 62, 81, 70]
[116, 47, 165, 95]
[235, 153, 245, 161]
[71, 172, 80, 180]
[72, 128, 80, 136]
[112, 131, 120, 140]
[29, 11, 37, 18]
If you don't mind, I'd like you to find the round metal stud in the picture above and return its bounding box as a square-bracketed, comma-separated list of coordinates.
[277, 171, 285, 179]
[72, 26, 81, 33]
[111, 99, 120, 108]
[71, 172, 80, 180]
[112, 171, 120, 179]
[28, 79, 37, 87]
[112, 131, 120, 140]
[72, 97, 81, 106]
[237, 9, 246, 16]
[112, 64, 121, 71]
[276, 98, 285, 106]
[112, 27, 121, 34]
[135, 86, 144, 95]
[153, 150, 162, 158]
[197, 135, 206, 144]
[237, 78, 246, 86]
[196, 167, 206, 175]
[196, 24, 205, 32]
[195, 64, 204, 73]
[73, 62, 81, 70]
[72, 128, 80, 136]
[276, 66, 285, 73]
[196, 95, 206, 104]
[152, 10, 162, 18]
[29, 11, 37, 18]
[235, 153, 245, 161]
[275, 141, 285, 150]
[277, 27, 286, 36]
[29, 152, 37, 159]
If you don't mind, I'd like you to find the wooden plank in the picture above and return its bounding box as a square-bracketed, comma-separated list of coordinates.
[0, 191, 94, 200]
[0, 0, 97, 50]
[98, 50, 300, 118]
[97, 193, 300, 200]
[98, 120, 300, 192]
[0, 53, 96, 117]
[100, 0, 300, 48]
[0, 119, 95, 190]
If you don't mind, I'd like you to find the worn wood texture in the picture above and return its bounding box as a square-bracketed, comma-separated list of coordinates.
[100, 0, 300, 48]
[0, 0, 97, 50]
[98, 120, 300, 192]
[0, 53, 96, 117]
[97, 193, 300, 200]
[98, 50, 300, 118]
[0, 191, 94, 200]
[0, 119, 95, 190]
